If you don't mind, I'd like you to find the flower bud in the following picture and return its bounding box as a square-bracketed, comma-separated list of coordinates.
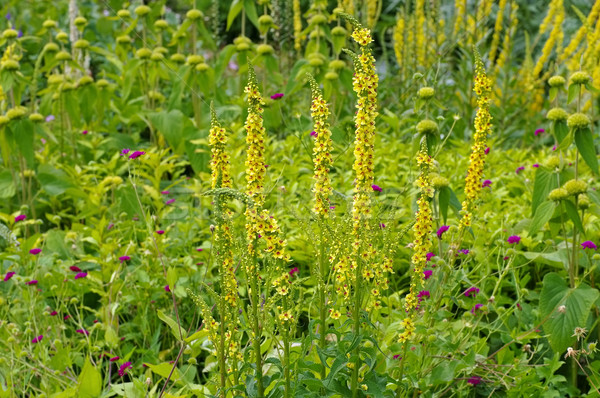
[418, 87, 435, 99]
[416, 119, 438, 135]
[563, 179, 588, 196]
[134, 5, 151, 17]
[567, 113, 591, 129]
[548, 75, 565, 87]
[186, 9, 203, 20]
[547, 107, 568, 121]
[570, 71, 590, 85]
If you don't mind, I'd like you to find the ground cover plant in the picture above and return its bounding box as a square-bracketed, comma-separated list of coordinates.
[1, 0, 600, 397]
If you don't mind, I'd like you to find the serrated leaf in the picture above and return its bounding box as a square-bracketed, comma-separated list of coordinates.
[540, 273, 599, 353]
[530, 201, 557, 235]
[574, 127, 598, 174]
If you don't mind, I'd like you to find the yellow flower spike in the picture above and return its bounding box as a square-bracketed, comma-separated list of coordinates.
[453, 0, 466, 37]
[415, 0, 426, 67]
[209, 103, 232, 190]
[458, 48, 492, 237]
[307, 74, 333, 217]
[393, 12, 405, 70]
[293, 0, 302, 51]
[533, 0, 564, 79]
[489, 0, 508, 62]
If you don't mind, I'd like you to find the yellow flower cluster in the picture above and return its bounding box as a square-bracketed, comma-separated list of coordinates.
[488, 0, 508, 62]
[366, 0, 378, 28]
[398, 144, 433, 343]
[459, 49, 492, 231]
[209, 104, 232, 189]
[214, 222, 238, 306]
[559, 0, 600, 64]
[190, 291, 220, 353]
[533, 0, 564, 79]
[293, 0, 302, 51]
[308, 76, 333, 217]
[415, 0, 425, 67]
[453, 0, 466, 38]
[495, 2, 518, 72]
[273, 271, 291, 296]
[392, 12, 405, 70]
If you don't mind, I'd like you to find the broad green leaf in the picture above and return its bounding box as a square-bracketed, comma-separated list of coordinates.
[157, 309, 186, 340]
[166, 267, 177, 290]
[0, 169, 15, 199]
[77, 357, 102, 398]
[148, 110, 185, 153]
[574, 127, 598, 174]
[431, 360, 458, 385]
[243, 0, 259, 29]
[46, 230, 70, 259]
[567, 83, 579, 104]
[115, 185, 140, 217]
[146, 362, 182, 383]
[563, 199, 584, 234]
[530, 201, 557, 235]
[558, 129, 573, 152]
[37, 165, 76, 196]
[531, 168, 556, 216]
[438, 186, 450, 223]
[539, 273, 599, 353]
[549, 87, 558, 102]
[10, 119, 34, 168]
[226, 0, 244, 31]
[553, 121, 568, 145]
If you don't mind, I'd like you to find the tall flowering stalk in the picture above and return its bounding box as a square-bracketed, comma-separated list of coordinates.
[293, 0, 302, 51]
[415, 0, 426, 67]
[533, 0, 564, 79]
[457, 49, 492, 245]
[488, 0, 508, 62]
[393, 11, 405, 77]
[339, 14, 379, 397]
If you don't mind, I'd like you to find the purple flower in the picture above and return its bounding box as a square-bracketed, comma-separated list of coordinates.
[76, 329, 89, 335]
[128, 151, 145, 159]
[458, 249, 469, 255]
[484, 147, 490, 155]
[426, 252, 435, 262]
[119, 255, 131, 262]
[464, 287, 480, 298]
[515, 166, 525, 174]
[507, 235, 521, 244]
[50, 310, 58, 316]
[164, 285, 171, 292]
[228, 61, 238, 71]
[503, 256, 510, 261]
[4, 271, 16, 282]
[535, 128, 545, 136]
[289, 267, 299, 277]
[437, 225, 449, 239]
[110, 356, 120, 362]
[74, 272, 88, 280]
[17, 30, 22, 38]
[119, 361, 132, 377]
[379, 223, 386, 229]
[471, 303, 483, 314]
[5, 12, 11, 20]
[165, 199, 175, 205]
[120, 149, 130, 156]
[14, 214, 26, 222]
[30, 248, 41, 255]
[533, 163, 539, 168]
[82, 130, 88, 135]
[581, 241, 597, 250]
[32, 335, 43, 344]
[107, 223, 114, 230]
[103, 10, 110, 17]
[393, 354, 401, 359]
[467, 375, 482, 385]
[196, 248, 203, 252]
[482, 180, 492, 188]
[310, 131, 317, 137]
[270, 93, 284, 100]
[69, 265, 82, 272]
[417, 290, 430, 300]
[423, 269, 433, 280]
[552, 145, 557, 151]
[372, 184, 382, 192]
[45, 115, 55, 122]
[161, 190, 170, 195]
[26, 280, 38, 285]
[156, 230, 165, 235]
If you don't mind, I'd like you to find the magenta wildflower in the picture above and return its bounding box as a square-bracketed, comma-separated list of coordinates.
[464, 287, 480, 298]
[74, 272, 87, 280]
[228, 61, 239, 71]
[458, 249, 469, 255]
[552, 145, 557, 151]
[379, 223, 386, 229]
[535, 128, 545, 136]
[32, 335, 43, 344]
[118, 361, 132, 377]
[165, 199, 175, 205]
[289, 267, 299, 277]
[156, 230, 165, 235]
[110, 356, 120, 362]
[82, 130, 88, 135]
[50, 310, 58, 316]
[393, 354, 401, 359]
[372, 184, 382, 192]
[76, 329, 89, 335]
[482, 180, 492, 188]
[310, 131, 317, 137]
[507, 235, 521, 244]
[484, 147, 490, 155]
[120, 149, 130, 156]
[3, 271, 15, 282]
[29, 248, 42, 255]
[471, 303, 483, 314]
[270, 93, 284, 100]
[64, 315, 70, 320]
[423, 269, 433, 280]
[107, 223, 114, 230]
[515, 166, 525, 174]
[467, 375, 482, 385]
[417, 290, 430, 300]
[45, 115, 55, 122]
[14, 214, 26, 222]
[69, 265, 82, 272]
[161, 190, 170, 195]
[437, 225, 449, 238]
[26, 280, 38, 285]
[533, 163, 539, 168]
[329, 206, 335, 210]
[128, 151, 145, 159]
[503, 256, 510, 261]
[581, 241, 597, 250]
[426, 252, 435, 262]
[164, 285, 170, 292]
[119, 255, 131, 262]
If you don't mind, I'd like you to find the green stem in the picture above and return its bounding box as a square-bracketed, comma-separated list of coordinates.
[249, 258, 264, 398]
[283, 296, 291, 398]
[319, 224, 327, 381]
[351, 253, 362, 397]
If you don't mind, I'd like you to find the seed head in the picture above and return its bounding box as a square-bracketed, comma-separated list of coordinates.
[567, 113, 591, 129]
[416, 119, 438, 135]
[418, 87, 435, 100]
[548, 75, 566, 87]
[570, 71, 590, 85]
[563, 179, 588, 196]
[547, 107, 568, 121]
[548, 187, 569, 201]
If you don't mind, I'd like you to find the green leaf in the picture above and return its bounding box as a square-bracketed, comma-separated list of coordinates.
[438, 186, 450, 223]
[146, 362, 182, 382]
[567, 83, 580, 104]
[243, 0, 260, 29]
[563, 199, 584, 234]
[167, 267, 177, 290]
[558, 129, 573, 152]
[226, 0, 244, 31]
[530, 201, 557, 235]
[553, 121, 568, 145]
[148, 110, 185, 153]
[37, 165, 76, 196]
[157, 309, 186, 340]
[549, 87, 558, 102]
[10, 119, 34, 168]
[531, 168, 557, 216]
[115, 185, 140, 217]
[0, 169, 15, 199]
[574, 127, 598, 174]
[77, 357, 102, 398]
[539, 273, 599, 353]
[431, 360, 458, 385]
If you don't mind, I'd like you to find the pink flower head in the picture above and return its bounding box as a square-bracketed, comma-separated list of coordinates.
[32, 335, 43, 343]
[464, 287, 480, 298]
[471, 303, 483, 314]
[70, 265, 82, 272]
[64, 315, 70, 320]
[289, 267, 299, 277]
[82, 130, 88, 135]
[118, 361, 132, 377]
[503, 256, 510, 261]
[426, 252, 435, 262]
[310, 131, 317, 137]
[14, 214, 26, 222]
[515, 166, 525, 174]
[423, 269, 433, 280]
[507, 235, 521, 244]
[552, 145, 557, 151]
[3, 271, 15, 281]
[484, 147, 490, 155]
[161, 190, 170, 195]
[50, 310, 58, 316]
[76, 329, 89, 335]
[165, 199, 175, 205]
[393, 354, 401, 360]
[164, 285, 170, 292]
[437, 225, 449, 239]
[270, 93, 284, 100]
[581, 241, 597, 250]
[74, 272, 88, 280]
[482, 180, 492, 188]
[467, 375, 482, 385]
[29, 248, 42, 255]
[156, 230, 165, 235]
[533, 163, 539, 168]
[120, 149, 130, 156]
[535, 128, 545, 136]
[196, 248, 203, 252]
[110, 356, 120, 362]
[458, 249, 469, 255]
[372, 184, 382, 192]
[417, 290, 430, 300]
[45, 115, 55, 122]
[26, 280, 38, 285]
[119, 255, 131, 262]
[128, 151, 145, 159]
[379, 223, 386, 229]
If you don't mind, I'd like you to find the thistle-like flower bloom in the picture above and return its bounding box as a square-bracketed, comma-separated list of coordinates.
[209, 103, 232, 189]
[458, 48, 492, 233]
[399, 142, 434, 343]
[308, 75, 333, 217]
